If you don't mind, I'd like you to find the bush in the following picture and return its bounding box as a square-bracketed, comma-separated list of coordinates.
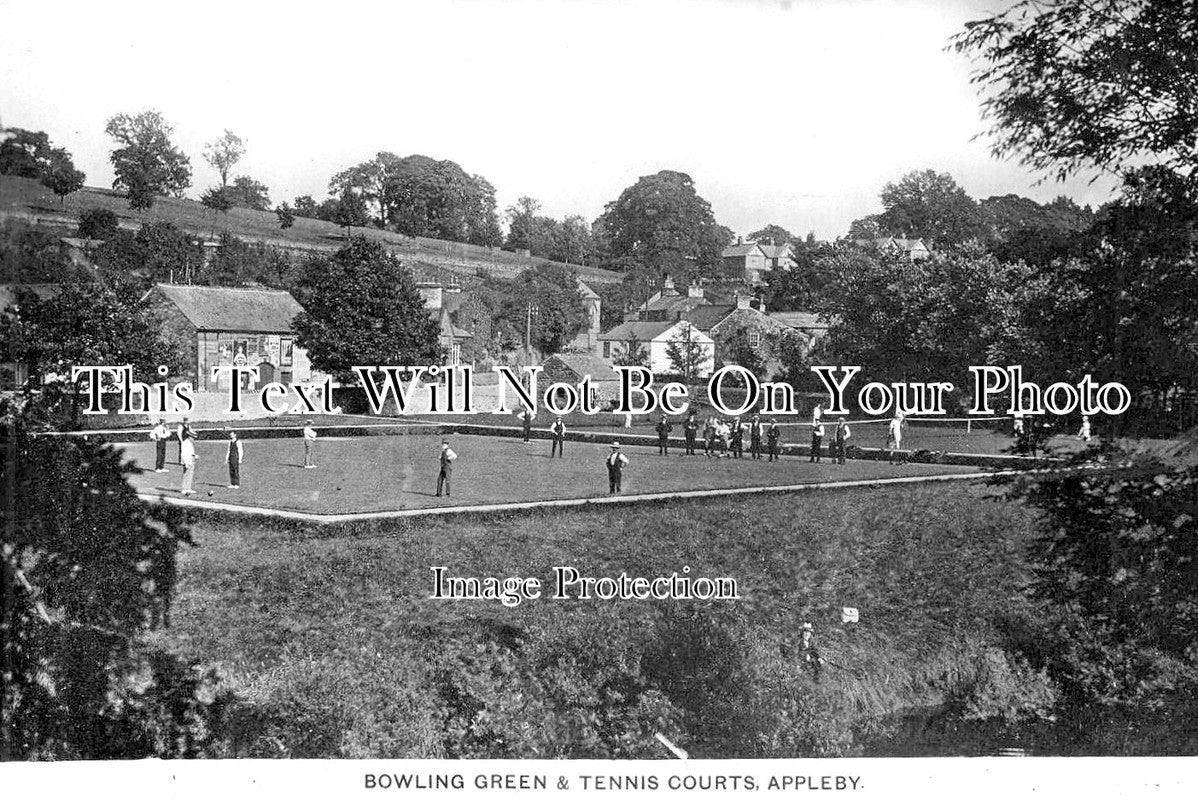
[78, 208, 120, 240]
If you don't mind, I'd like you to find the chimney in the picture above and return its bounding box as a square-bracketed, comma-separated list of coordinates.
[737, 236, 744, 245]
[735, 293, 752, 310]
[688, 282, 704, 298]
[661, 275, 676, 295]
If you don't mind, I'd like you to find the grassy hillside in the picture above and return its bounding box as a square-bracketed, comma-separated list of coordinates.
[0, 175, 622, 285]
[145, 481, 1086, 758]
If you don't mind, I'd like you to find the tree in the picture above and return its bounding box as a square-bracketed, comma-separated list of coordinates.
[200, 185, 234, 234]
[226, 176, 271, 211]
[104, 111, 192, 210]
[505, 196, 542, 251]
[291, 195, 322, 219]
[331, 189, 370, 234]
[92, 222, 205, 287]
[0, 220, 78, 283]
[747, 224, 795, 244]
[953, 0, 1198, 182]
[875, 169, 988, 246]
[198, 232, 295, 289]
[202, 129, 244, 188]
[0, 128, 52, 178]
[497, 263, 588, 356]
[664, 322, 710, 384]
[593, 170, 731, 284]
[77, 208, 119, 241]
[1, 404, 227, 759]
[8, 280, 185, 423]
[274, 203, 295, 230]
[291, 238, 441, 379]
[40, 148, 85, 204]
[980, 193, 1093, 265]
[613, 333, 649, 368]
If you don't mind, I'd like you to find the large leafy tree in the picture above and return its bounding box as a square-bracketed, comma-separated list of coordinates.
[291, 238, 441, 379]
[874, 169, 989, 246]
[104, 111, 192, 210]
[980, 193, 1094, 265]
[1, 405, 226, 759]
[0, 220, 78, 283]
[953, 0, 1198, 182]
[226, 176, 271, 211]
[330, 153, 502, 245]
[594, 170, 731, 284]
[747, 224, 795, 244]
[0, 128, 53, 178]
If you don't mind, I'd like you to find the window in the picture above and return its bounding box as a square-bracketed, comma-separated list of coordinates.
[748, 331, 761, 348]
[603, 342, 611, 358]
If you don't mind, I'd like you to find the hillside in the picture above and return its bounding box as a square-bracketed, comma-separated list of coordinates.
[0, 175, 622, 285]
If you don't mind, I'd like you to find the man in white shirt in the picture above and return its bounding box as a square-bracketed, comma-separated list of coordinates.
[302, 421, 318, 468]
[606, 442, 629, 494]
[550, 417, 567, 458]
[179, 428, 198, 495]
[888, 412, 905, 464]
[149, 419, 169, 472]
[436, 440, 457, 497]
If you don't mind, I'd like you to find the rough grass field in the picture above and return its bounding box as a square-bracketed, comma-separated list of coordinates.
[149, 482, 1057, 758]
[118, 432, 980, 514]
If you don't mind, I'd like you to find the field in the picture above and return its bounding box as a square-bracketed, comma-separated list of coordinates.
[119, 431, 981, 514]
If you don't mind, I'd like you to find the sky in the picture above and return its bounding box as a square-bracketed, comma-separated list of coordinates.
[0, 0, 1117, 239]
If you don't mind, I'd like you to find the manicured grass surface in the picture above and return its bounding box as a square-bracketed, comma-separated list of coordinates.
[148, 482, 1042, 757]
[119, 432, 979, 513]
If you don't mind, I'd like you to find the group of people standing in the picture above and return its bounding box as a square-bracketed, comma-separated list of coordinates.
[808, 405, 852, 465]
[148, 418, 321, 496]
[667, 412, 784, 461]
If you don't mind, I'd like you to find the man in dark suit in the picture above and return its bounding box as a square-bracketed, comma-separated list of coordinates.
[550, 416, 567, 458]
[655, 414, 672, 456]
[606, 442, 629, 494]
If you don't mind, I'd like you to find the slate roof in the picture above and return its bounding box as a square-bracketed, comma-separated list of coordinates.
[598, 321, 678, 341]
[722, 242, 765, 258]
[682, 304, 736, 331]
[543, 353, 619, 382]
[152, 284, 304, 333]
[771, 311, 832, 330]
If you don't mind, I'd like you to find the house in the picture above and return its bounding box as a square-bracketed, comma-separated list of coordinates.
[598, 320, 715, 378]
[770, 311, 832, 353]
[681, 294, 798, 375]
[566, 279, 603, 354]
[627, 275, 710, 322]
[418, 278, 473, 365]
[722, 240, 771, 284]
[146, 283, 320, 394]
[540, 353, 622, 406]
[855, 237, 932, 261]
[757, 241, 798, 272]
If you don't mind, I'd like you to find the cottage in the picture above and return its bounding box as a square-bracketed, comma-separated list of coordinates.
[147, 283, 319, 394]
[758, 241, 798, 272]
[628, 276, 710, 322]
[540, 353, 622, 406]
[418, 278, 473, 365]
[682, 294, 796, 374]
[598, 320, 715, 378]
[721, 240, 771, 284]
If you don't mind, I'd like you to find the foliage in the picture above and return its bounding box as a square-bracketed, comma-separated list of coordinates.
[104, 110, 192, 210]
[613, 332, 648, 368]
[93, 221, 205, 287]
[0, 220, 78, 283]
[1003, 453, 1198, 706]
[227, 176, 271, 211]
[292, 237, 441, 379]
[874, 169, 989, 247]
[0, 128, 85, 203]
[953, 0, 1198, 181]
[505, 197, 596, 264]
[980, 193, 1093, 265]
[77, 208, 120, 241]
[719, 324, 769, 375]
[203, 129, 244, 187]
[664, 322, 709, 383]
[594, 170, 731, 284]
[329, 152, 502, 245]
[1, 409, 228, 759]
[0, 128, 53, 178]
[747, 223, 795, 244]
[760, 238, 833, 311]
[40, 147, 85, 204]
[496, 263, 587, 356]
[4, 279, 185, 422]
[274, 203, 295, 230]
[200, 185, 234, 232]
[331, 189, 370, 232]
[197, 232, 296, 289]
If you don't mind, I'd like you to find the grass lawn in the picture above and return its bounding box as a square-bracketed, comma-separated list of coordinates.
[149, 482, 1044, 758]
[119, 432, 980, 514]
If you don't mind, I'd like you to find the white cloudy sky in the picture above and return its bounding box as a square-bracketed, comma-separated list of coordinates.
[0, 0, 1115, 238]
